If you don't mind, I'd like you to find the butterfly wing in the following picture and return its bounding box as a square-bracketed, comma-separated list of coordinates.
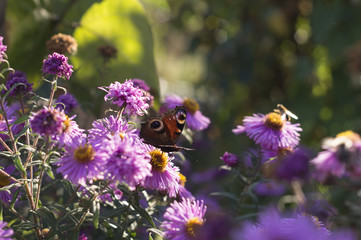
[140, 106, 187, 149]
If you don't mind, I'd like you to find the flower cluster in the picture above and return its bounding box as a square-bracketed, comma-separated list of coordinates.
[3, 70, 33, 97]
[42, 52, 73, 79]
[55, 93, 78, 114]
[100, 80, 150, 116]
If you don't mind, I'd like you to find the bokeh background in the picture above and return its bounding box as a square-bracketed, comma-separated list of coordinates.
[3, 0, 361, 209]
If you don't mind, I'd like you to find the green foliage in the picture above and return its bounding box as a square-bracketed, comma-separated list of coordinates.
[71, 0, 159, 91]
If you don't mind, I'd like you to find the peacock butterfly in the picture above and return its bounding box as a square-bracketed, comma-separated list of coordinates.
[140, 106, 191, 152]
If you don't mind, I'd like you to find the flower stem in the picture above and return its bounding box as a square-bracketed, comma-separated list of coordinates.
[47, 77, 58, 108]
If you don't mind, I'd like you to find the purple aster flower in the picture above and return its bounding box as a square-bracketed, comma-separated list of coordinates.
[235, 209, 331, 240]
[195, 212, 234, 240]
[0, 221, 14, 240]
[78, 233, 88, 240]
[30, 106, 66, 137]
[233, 109, 302, 151]
[42, 52, 73, 79]
[105, 134, 152, 190]
[0, 102, 23, 146]
[261, 148, 310, 182]
[161, 198, 207, 240]
[56, 137, 107, 185]
[142, 145, 180, 197]
[55, 115, 85, 147]
[3, 71, 33, 97]
[164, 94, 210, 131]
[55, 93, 78, 115]
[0, 36, 7, 63]
[99, 80, 150, 116]
[220, 151, 239, 167]
[311, 131, 361, 181]
[88, 115, 138, 148]
[130, 78, 154, 106]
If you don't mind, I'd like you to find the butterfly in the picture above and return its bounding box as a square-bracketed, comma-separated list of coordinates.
[140, 106, 192, 152]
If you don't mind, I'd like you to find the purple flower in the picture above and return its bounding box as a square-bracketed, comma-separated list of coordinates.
[0, 221, 14, 240]
[164, 94, 210, 131]
[55, 115, 85, 147]
[130, 78, 154, 106]
[78, 233, 88, 240]
[233, 111, 302, 151]
[99, 80, 150, 116]
[42, 52, 73, 79]
[177, 173, 194, 200]
[56, 137, 107, 185]
[142, 145, 180, 197]
[0, 102, 23, 146]
[262, 148, 310, 182]
[55, 93, 78, 114]
[29, 107, 66, 137]
[311, 131, 361, 181]
[161, 198, 207, 240]
[105, 134, 152, 190]
[3, 71, 33, 97]
[220, 152, 239, 167]
[235, 209, 332, 240]
[0, 36, 7, 63]
[88, 115, 138, 148]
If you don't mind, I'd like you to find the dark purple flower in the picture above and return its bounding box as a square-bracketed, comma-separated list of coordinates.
[55, 93, 78, 114]
[0, 221, 14, 240]
[164, 94, 210, 131]
[56, 137, 107, 185]
[161, 198, 207, 240]
[42, 52, 73, 79]
[195, 212, 234, 240]
[3, 71, 33, 97]
[220, 151, 239, 167]
[29, 107, 66, 137]
[253, 181, 286, 196]
[0, 36, 7, 63]
[99, 80, 150, 116]
[233, 111, 302, 151]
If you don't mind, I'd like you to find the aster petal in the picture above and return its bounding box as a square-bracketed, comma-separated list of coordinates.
[186, 110, 210, 131]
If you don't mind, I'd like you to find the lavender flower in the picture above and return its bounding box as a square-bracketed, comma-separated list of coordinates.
[3, 71, 33, 97]
[42, 52, 73, 79]
[29, 107, 66, 137]
[161, 198, 207, 240]
[105, 134, 152, 189]
[220, 152, 239, 167]
[235, 209, 332, 240]
[0, 36, 7, 63]
[164, 94, 210, 131]
[177, 173, 194, 200]
[253, 181, 286, 196]
[56, 137, 107, 186]
[88, 115, 138, 148]
[233, 110, 302, 151]
[130, 78, 154, 106]
[311, 131, 361, 181]
[0, 102, 23, 146]
[99, 80, 150, 116]
[0, 221, 14, 240]
[142, 146, 180, 197]
[55, 93, 78, 115]
[55, 115, 85, 147]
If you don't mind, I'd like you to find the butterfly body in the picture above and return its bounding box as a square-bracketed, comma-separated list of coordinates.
[140, 106, 190, 152]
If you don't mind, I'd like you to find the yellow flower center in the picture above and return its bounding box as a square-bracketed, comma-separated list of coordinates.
[0, 171, 11, 188]
[336, 130, 361, 142]
[179, 173, 187, 186]
[264, 112, 284, 130]
[183, 98, 200, 114]
[119, 132, 125, 140]
[73, 144, 95, 163]
[0, 114, 3, 121]
[185, 217, 203, 238]
[63, 116, 70, 132]
[150, 149, 168, 172]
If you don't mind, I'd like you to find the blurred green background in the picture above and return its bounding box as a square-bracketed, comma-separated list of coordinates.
[3, 0, 361, 168]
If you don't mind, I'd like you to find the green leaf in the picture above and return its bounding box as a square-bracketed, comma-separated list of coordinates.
[72, 0, 159, 93]
[130, 198, 155, 228]
[36, 206, 57, 227]
[10, 187, 22, 209]
[44, 165, 55, 179]
[93, 201, 100, 229]
[13, 154, 26, 176]
[209, 191, 239, 201]
[12, 115, 29, 125]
